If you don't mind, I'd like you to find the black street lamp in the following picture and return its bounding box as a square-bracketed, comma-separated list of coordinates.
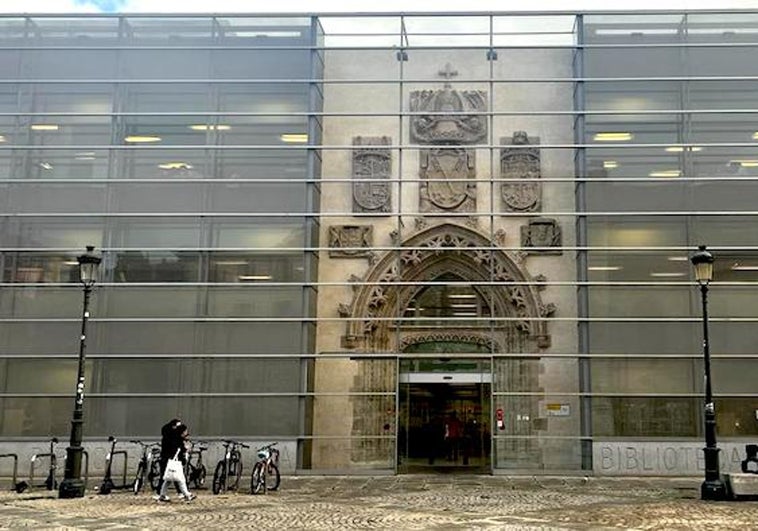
[690, 244, 727, 501]
[59, 245, 101, 499]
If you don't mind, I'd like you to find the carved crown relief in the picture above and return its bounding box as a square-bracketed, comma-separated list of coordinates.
[352, 136, 391, 214]
[501, 131, 542, 213]
[410, 63, 487, 145]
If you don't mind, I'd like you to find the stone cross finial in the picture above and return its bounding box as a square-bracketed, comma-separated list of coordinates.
[438, 63, 458, 87]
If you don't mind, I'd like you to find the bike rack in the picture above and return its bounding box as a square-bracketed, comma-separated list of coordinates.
[28, 450, 89, 491]
[29, 452, 57, 491]
[0, 453, 18, 491]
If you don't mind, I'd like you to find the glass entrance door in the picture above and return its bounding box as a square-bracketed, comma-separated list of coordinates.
[398, 358, 491, 473]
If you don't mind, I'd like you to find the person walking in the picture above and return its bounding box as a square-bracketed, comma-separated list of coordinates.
[156, 419, 196, 502]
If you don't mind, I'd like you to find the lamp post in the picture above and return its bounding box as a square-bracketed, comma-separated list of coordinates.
[59, 245, 101, 499]
[690, 244, 727, 501]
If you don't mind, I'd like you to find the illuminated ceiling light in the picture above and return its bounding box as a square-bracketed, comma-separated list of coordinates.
[214, 260, 249, 266]
[668, 256, 689, 262]
[280, 133, 308, 143]
[63, 260, 80, 266]
[752, 132, 758, 140]
[75, 151, 96, 161]
[189, 124, 231, 131]
[593, 132, 633, 142]
[238, 275, 273, 281]
[31, 124, 59, 131]
[603, 160, 618, 169]
[588, 266, 622, 271]
[731, 262, 758, 271]
[729, 159, 758, 168]
[665, 146, 703, 152]
[158, 161, 194, 170]
[649, 170, 681, 178]
[447, 294, 477, 299]
[450, 304, 477, 309]
[124, 135, 162, 143]
[0, 135, 6, 142]
[38, 162, 53, 170]
[650, 272, 686, 277]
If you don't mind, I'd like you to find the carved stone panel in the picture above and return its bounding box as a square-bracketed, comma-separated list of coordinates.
[409, 63, 487, 145]
[352, 136, 391, 214]
[328, 225, 373, 258]
[520, 217, 562, 254]
[419, 148, 476, 212]
[501, 131, 541, 213]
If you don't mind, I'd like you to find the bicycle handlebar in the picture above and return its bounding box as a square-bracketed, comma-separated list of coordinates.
[221, 439, 249, 448]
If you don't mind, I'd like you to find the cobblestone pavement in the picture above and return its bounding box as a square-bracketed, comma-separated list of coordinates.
[0, 476, 757, 530]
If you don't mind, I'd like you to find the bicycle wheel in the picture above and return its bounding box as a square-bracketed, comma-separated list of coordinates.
[265, 463, 280, 491]
[212, 461, 226, 495]
[193, 464, 206, 489]
[132, 463, 145, 495]
[148, 460, 162, 492]
[251, 462, 265, 494]
[230, 460, 242, 491]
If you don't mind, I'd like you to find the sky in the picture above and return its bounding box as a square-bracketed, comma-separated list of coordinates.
[5, 0, 758, 13]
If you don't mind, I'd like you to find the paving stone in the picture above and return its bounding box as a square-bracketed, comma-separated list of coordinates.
[0, 476, 756, 530]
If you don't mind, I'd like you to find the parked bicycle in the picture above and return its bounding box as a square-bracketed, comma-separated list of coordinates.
[251, 442, 280, 494]
[130, 440, 161, 495]
[184, 440, 208, 489]
[212, 440, 248, 494]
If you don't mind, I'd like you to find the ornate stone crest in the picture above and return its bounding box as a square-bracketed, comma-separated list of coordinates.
[419, 148, 475, 212]
[352, 136, 391, 214]
[328, 225, 373, 258]
[501, 131, 541, 212]
[409, 63, 487, 145]
[520, 218, 562, 254]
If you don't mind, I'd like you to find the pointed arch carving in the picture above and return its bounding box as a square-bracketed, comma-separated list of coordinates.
[341, 222, 553, 352]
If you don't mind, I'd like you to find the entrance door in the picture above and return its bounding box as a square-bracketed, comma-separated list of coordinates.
[398, 359, 491, 473]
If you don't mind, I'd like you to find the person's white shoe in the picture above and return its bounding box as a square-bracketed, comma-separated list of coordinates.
[158, 495, 170, 502]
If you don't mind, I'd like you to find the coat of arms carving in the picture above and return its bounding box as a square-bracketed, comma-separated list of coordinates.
[501, 131, 541, 212]
[419, 148, 476, 212]
[352, 136, 391, 214]
[328, 225, 373, 259]
[520, 218, 562, 254]
[409, 63, 487, 145]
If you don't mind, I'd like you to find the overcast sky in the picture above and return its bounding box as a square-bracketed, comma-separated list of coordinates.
[6, 0, 758, 14]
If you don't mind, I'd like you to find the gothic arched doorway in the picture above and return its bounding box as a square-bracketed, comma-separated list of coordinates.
[335, 222, 553, 472]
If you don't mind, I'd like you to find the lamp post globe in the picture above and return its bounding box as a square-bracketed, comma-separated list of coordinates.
[690, 245, 727, 501]
[59, 245, 101, 499]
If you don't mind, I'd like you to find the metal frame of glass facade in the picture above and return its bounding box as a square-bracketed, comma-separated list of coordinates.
[0, 11, 757, 476]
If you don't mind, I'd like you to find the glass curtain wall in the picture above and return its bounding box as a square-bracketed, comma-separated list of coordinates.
[581, 13, 758, 472]
[0, 16, 322, 446]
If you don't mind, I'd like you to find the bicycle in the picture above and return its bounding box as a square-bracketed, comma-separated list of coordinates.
[251, 442, 280, 494]
[212, 440, 248, 494]
[130, 440, 161, 495]
[184, 440, 208, 489]
[43, 437, 59, 491]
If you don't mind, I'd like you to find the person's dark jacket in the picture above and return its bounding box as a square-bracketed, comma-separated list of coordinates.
[160, 419, 187, 463]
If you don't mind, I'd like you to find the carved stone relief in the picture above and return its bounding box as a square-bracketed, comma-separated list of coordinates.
[419, 148, 476, 212]
[340, 223, 554, 350]
[352, 136, 391, 214]
[328, 225, 373, 258]
[409, 63, 487, 145]
[501, 131, 541, 213]
[520, 217, 562, 254]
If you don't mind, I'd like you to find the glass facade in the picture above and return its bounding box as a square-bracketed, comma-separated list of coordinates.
[1, 12, 757, 476]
